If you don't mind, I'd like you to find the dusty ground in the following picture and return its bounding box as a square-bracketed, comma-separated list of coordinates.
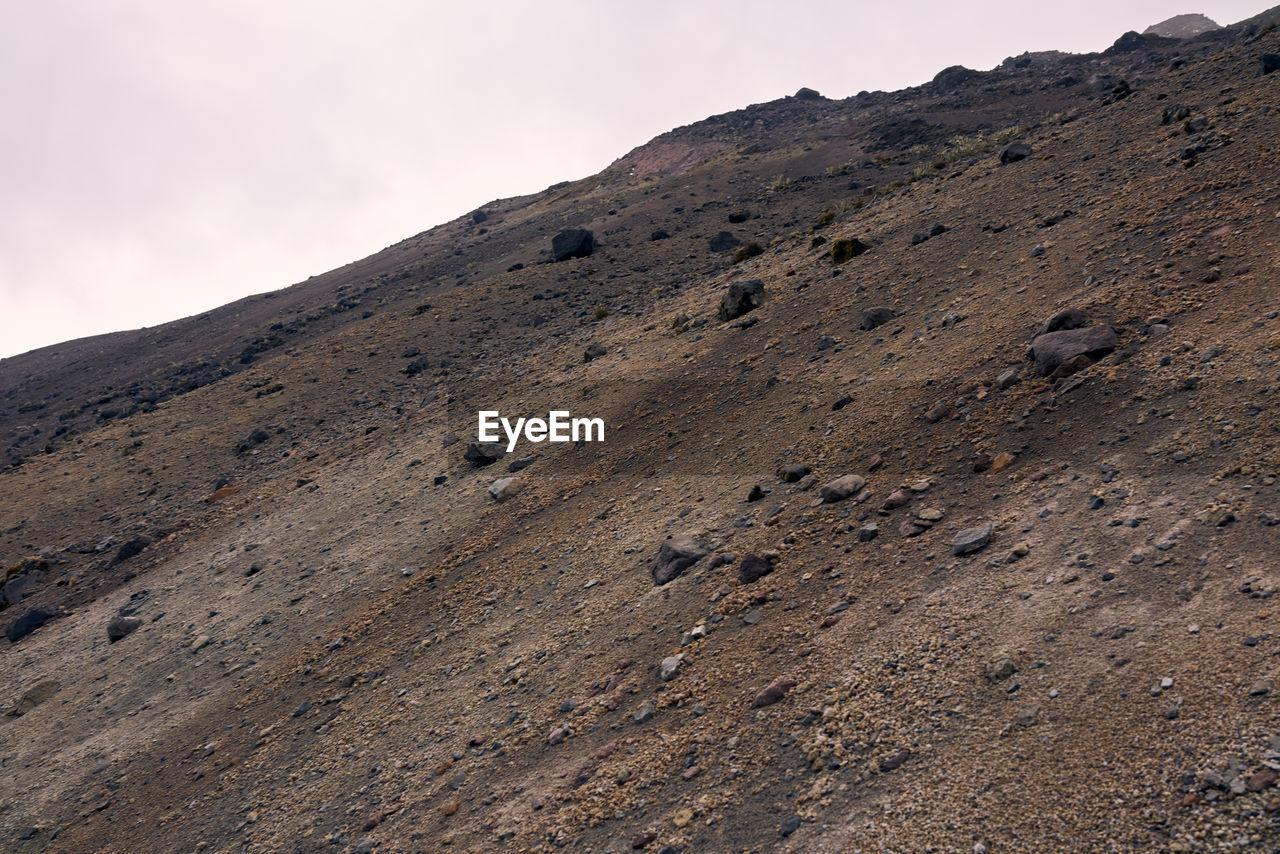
[3, 13, 1280, 854]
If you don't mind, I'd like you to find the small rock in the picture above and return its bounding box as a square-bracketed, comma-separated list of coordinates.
[1247, 768, 1278, 792]
[659, 655, 684, 682]
[1000, 142, 1032, 164]
[858, 524, 879, 542]
[819, 474, 866, 503]
[487, 477, 521, 502]
[986, 658, 1017, 682]
[464, 442, 505, 465]
[880, 747, 911, 771]
[859, 306, 896, 331]
[738, 554, 774, 584]
[952, 524, 993, 556]
[652, 534, 708, 585]
[631, 832, 657, 849]
[1006, 543, 1030, 563]
[879, 490, 909, 513]
[1250, 678, 1273, 696]
[923, 403, 951, 423]
[753, 677, 796, 708]
[633, 702, 656, 724]
[584, 343, 608, 362]
[235, 427, 270, 454]
[778, 464, 811, 483]
[680, 624, 707, 645]
[106, 616, 142, 643]
[709, 231, 742, 253]
[548, 725, 569, 745]
[779, 815, 802, 837]
[990, 452, 1016, 473]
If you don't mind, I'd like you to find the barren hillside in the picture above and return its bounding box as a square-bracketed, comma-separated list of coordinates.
[3, 12, 1280, 854]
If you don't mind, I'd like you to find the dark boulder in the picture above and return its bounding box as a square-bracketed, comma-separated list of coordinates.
[236, 427, 270, 454]
[1262, 54, 1280, 75]
[859, 306, 896, 331]
[649, 229, 670, 241]
[107, 616, 143, 643]
[113, 535, 152, 565]
[584, 343, 607, 362]
[464, 442, 505, 465]
[719, 280, 765, 321]
[1029, 327, 1118, 376]
[6, 606, 55, 643]
[778, 464, 811, 483]
[652, 534, 707, 585]
[471, 209, 488, 225]
[738, 554, 774, 584]
[727, 211, 750, 224]
[551, 228, 595, 261]
[794, 87, 822, 100]
[932, 65, 980, 90]
[1036, 308, 1090, 337]
[1000, 142, 1033, 164]
[402, 356, 430, 376]
[709, 231, 741, 253]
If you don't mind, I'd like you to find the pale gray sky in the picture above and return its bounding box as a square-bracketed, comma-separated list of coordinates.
[0, 1, 1267, 358]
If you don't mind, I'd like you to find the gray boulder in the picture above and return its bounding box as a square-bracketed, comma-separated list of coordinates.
[1028, 326, 1118, 376]
[107, 616, 143, 643]
[1000, 142, 1032, 164]
[859, 306, 896, 331]
[952, 523, 993, 556]
[819, 474, 866, 503]
[720, 280, 766, 321]
[652, 534, 707, 585]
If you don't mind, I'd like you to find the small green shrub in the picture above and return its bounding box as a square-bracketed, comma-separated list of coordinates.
[594, 307, 610, 320]
[830, 238, 870, 264]
[732, 242, 764, 263]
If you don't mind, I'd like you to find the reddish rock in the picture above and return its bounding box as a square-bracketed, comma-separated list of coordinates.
[1247, 768, 1278, 792]
[753, 677, 796, 708]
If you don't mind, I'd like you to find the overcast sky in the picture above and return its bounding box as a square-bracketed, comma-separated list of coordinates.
[0, 1, 1266, 359]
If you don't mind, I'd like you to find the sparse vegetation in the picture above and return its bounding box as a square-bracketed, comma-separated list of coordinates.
[594, 307, 610, 320]
[732, 242, 764, 263]
[765, 174, 791, 193]
[829, 237, 870, 264]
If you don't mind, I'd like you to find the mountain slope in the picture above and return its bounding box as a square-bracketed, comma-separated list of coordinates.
[3, 11, 1280, 854]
